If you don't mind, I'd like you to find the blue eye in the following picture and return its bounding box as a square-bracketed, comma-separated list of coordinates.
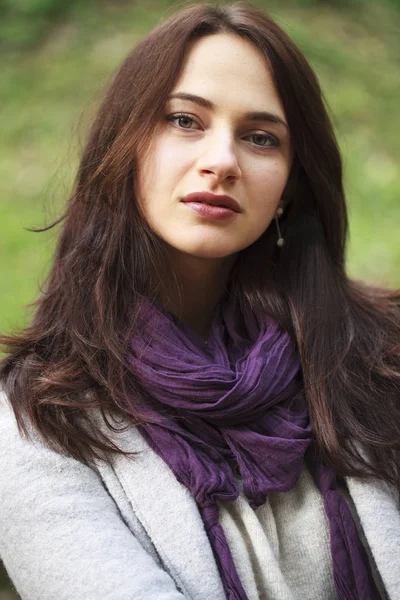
[248, 133, 279, 148]
[167, 113, 196, 129]
[166, 113, 279, 148]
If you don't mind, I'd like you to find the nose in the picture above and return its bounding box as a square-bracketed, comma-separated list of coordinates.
[196, 129, 242, 184]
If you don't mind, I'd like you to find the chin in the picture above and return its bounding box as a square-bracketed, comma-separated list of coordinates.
[164, 234, 246, 261]
[181, 245, 240, 260]
[164, 239, 233, 258]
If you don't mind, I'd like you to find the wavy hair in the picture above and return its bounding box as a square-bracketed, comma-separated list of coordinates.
[1, 2, 400, 488]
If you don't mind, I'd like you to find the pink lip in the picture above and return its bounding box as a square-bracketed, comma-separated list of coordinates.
[182, 202, 238, 221]
[181, 192, 242, 213]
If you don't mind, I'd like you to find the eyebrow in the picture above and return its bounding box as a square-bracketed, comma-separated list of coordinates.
[167, 92, 289, 130]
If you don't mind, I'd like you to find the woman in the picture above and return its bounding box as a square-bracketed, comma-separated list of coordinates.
[0, 3, 399, 599]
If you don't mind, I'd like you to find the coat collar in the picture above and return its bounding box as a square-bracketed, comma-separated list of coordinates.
[345, 475, 400, 599]
[98, 414, 399, 600]
[105, 420, 226, 600]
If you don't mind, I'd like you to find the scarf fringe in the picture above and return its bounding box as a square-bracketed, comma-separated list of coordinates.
[324, 489, 381, 599]
[201, 504, 249, 600]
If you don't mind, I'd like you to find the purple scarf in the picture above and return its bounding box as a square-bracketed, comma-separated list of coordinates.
[129, 294, 381, 600]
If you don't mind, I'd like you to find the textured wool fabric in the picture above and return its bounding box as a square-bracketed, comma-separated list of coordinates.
[218, 465, 388, 600]
[218, 465, 336, 600]
[129, 294, 382, 600]
[1, 391, 397, 600]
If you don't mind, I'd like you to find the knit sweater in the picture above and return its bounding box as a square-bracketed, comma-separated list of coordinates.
[0, 392, 399, 600]
[218, 466, 387, 599]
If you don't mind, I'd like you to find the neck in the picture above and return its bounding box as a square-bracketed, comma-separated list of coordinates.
[161, 248, 237, 341]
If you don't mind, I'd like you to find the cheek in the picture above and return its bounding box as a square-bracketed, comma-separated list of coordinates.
[145, 141, 191, 196]
[251, 162, 289, 209]
[136, 146, 170, 202]
[136, 145, 191, 231]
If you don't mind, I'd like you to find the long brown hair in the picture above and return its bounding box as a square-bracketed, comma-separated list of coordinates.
[1, 2, 400, 488]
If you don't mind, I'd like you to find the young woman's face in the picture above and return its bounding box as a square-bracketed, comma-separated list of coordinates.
[136, 33, 291, 261]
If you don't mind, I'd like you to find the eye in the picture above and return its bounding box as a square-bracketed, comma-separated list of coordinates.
[246, 132, 279, 148]
[167, 113, 199, 130]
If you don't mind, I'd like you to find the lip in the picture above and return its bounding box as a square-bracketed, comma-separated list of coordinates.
[181, 192, 242, 213]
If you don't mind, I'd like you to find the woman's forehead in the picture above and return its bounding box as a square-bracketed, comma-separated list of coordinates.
[170, 33, 286, 122]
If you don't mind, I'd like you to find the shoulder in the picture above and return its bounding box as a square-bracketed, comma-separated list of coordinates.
[0, 389, 104, 491]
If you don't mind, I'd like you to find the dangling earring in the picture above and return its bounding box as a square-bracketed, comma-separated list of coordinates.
[275, 207, 284, 247]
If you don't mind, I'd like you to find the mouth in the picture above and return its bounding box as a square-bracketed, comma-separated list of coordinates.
[181, 192, 242, 213]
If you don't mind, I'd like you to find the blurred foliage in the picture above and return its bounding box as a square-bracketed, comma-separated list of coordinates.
[1, 0, 399, 52]
[0, 0, 133, 53]
[0, 0, 84, 51]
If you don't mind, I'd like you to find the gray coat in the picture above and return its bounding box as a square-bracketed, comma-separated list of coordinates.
[0, 391, 399, 600]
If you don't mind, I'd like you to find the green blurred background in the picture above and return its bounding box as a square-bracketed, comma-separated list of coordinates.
[0, 0, 399, 595]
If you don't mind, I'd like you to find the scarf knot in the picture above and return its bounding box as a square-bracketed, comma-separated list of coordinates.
[130, 294, 381, 600]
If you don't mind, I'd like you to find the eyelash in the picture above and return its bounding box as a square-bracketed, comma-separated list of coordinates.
[166, 112, 280, 149]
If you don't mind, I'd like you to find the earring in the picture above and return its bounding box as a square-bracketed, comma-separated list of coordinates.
[275, 207, 284, 247]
